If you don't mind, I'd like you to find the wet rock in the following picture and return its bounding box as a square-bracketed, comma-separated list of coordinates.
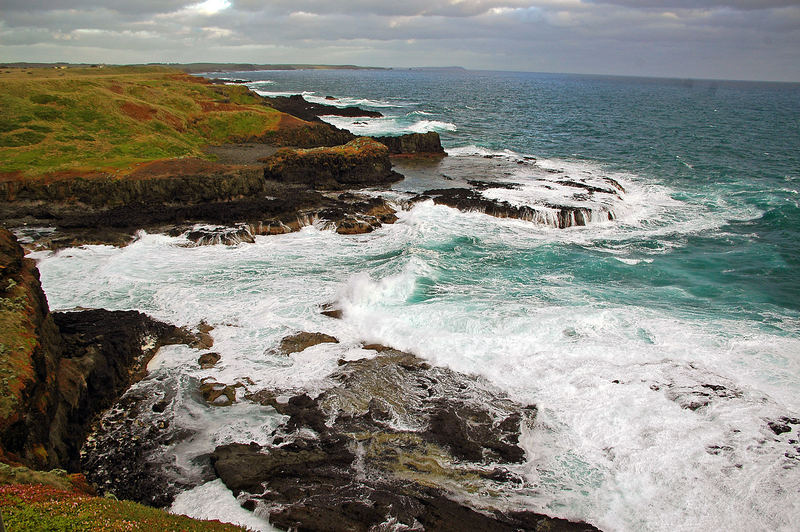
[665, 381, 742, 411]
[277, 331, 339, 356]
[768, 421, 793, 435]
[320, 303, 343, 319]
[190, 323, 215, 350]
[262, 94, 383, 122]
[184, 226, 255, 246]
[419, 187, 612, 228]
[217, 349, 600, 530]
[197, 352, 221, 369]
[362, 343, 395, 353]
[5, 170, 400, 249]
[372, 132, 446, 155]
[424, 402, 529, 463]
[199, 379, 239, 407]
[81, 376, 215, 507]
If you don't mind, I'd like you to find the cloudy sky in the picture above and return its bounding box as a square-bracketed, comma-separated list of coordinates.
[1, 0, 799, 81]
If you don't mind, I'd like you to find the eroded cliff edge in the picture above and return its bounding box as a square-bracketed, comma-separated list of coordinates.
[0, 227, 207, 470]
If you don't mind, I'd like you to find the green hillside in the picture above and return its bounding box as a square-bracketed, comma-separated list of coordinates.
[0, 66, 285, 178]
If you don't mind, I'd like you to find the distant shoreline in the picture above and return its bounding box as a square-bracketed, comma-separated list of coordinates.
[0, 62, 391, 73]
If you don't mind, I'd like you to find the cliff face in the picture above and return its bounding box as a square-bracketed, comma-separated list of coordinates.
[373, 131, 446, 155]
[0, 228, 201, 471]
[0, 228, 63, 469]
[262, 137, 402, 189]
[0, 161, 266, 207]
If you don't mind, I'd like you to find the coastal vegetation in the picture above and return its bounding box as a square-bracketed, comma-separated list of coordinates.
[0, 66, 284, 178]
[0, 465, 245, 531]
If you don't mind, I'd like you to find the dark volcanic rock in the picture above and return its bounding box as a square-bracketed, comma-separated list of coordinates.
[0, 228, 203, 472]
[373, 132, 446, 155]
[53, 310, 205, 471]
[263, 94, 383, 122]
[767, 417, 798, 436]
[184, 226, 255, 246]
[421, 187, 611, 228]
[262, 138, 403, 190]
[218, 348, 601, 531]
[198, 352, 221, 369]
[9, 187, 398, 249]
[80, 375, 211, 507]
[276, 331, 339, 356]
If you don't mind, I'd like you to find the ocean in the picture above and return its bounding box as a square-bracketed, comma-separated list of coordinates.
[32, 69, 800, 531]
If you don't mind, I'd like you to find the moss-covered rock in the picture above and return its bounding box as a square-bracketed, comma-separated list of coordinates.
[262, 137, 403, 189]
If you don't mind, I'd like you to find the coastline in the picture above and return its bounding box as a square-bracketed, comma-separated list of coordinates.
[3, 65, 798, 532]
[0, 67, 604, 531]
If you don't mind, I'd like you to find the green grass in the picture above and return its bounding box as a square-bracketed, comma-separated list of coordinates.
[0, 67, 285, 177]
[0, 482, 248, 531]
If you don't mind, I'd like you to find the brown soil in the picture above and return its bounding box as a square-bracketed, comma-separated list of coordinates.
[276, 113, 311, 129]
[120, 101, 157, 121]
[123, 157, 246, 180]
[204, 143, 280, 165]
[0, 169, 109, 184]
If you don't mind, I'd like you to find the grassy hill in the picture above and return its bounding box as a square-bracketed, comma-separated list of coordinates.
[0, 66, 287, 178]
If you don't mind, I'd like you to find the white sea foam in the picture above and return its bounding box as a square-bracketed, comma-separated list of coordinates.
[250, 88, 402, 109]
[252, 89, 308, 98]
[446, 144, 530, 159]
[302, 93, 404, 108]
[320, 115, 457, 136]
[171, 479, 277, 531]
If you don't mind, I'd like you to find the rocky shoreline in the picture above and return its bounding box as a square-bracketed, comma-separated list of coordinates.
[0, 219, 605, 529]
[0, 85, 609, 530]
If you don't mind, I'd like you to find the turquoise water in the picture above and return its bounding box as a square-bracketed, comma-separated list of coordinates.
[34, 70, 800, 531]
[253, 69, 800, 319]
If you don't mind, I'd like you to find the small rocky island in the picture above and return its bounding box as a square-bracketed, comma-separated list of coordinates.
[0, 66, 601, 530]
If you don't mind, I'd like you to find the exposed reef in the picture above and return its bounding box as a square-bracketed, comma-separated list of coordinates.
[209, 346, 601, 531]
[70, 335, 600, 529]
[373, 131, 446, 156]
[262, 94, 383, 122]
[417, 177, 621, 228]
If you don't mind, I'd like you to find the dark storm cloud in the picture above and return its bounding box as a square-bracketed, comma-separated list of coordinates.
[0, 0, 798, 81]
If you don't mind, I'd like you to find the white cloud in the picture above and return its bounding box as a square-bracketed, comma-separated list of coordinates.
[0, 0, 798, 80]
[186, 0, 232, 16]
